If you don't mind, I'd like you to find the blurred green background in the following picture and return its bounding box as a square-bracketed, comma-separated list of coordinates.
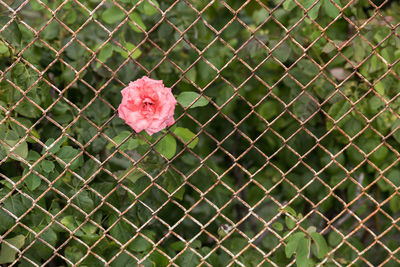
[1, 0, 400, 266]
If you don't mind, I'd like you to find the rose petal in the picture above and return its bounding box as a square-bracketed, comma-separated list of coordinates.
[118, 76, 177, 135]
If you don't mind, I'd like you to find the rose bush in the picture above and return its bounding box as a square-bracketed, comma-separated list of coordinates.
[1, 0, 400, 266]
[118, 76, 176, 135]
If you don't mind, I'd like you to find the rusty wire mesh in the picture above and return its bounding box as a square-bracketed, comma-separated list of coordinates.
[1, 0, 400, 266]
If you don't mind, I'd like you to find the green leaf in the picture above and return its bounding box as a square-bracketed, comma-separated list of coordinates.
[66, 9, 77, 24]
[119, 166, 146, 183]
[41, 160, 55, 173]
[107, 131, 138, 151]
[185, 68, 196, 82]
[129, 230, 155, 252]
[310, 232, 328, 259]
[9, 117, 36, 142]
[0, 18, 21, 47]
[285, 232, 306, 258]
[96, 43, 113, 68]
[252, 8, 269, 25]
[177, 92, 209, 109]
[129, 12, 147, 33]
[41, 137, 67, 155]
[392, 120, 400, 144]
[173, 127, 198, 149]
[110, 252, 137, 267]
[40, 228, 57, 248]
[285, 216, 296, 229]
[30, 0, 45, 10]
[102, 6, 125, 24]
[164, 170, 185, 200]
[296, 237, 310, 267]
[65, 40, 86, 62]
[6, 139, 29, 160]
[42, 21, 59, 40]
[304, 0, 321, 20]
[374, 80, 385, 96]
[140, 0, 160, 15]
[56, 146, 83, 170]
[190, 240, 202, 249]
[0, 41, 8, 54]
[108, 215, 134, 243]
[154, 134, 176, 159]
[26, 150, 40, 162]
[149, 250, 169, 266]
[0, 209, 14, 233]
[61, 216, 84, 236]
[272, 222, 283, 231]
[14, 99, 42, 118]
[282, 206, 297, 217]
[176, 249, 201, 267]
[258, 100, 280, 121]
[390, 195, 400, 213]
[2, 130, 28, 160]
[0, 235, 25, 264]
[74, 191, 94, 213]
[170, 241, 185, 251]
[24, 170, 41, 191]
[116, 42, 142, 59]
[65, 246, 84, 264]
[326, 100, 351, 129]
[283, 0, 297, 10]
[323, 0, 341, 18]
[306, 226, 316, 233]
[387, 169, 400, 188]
[270, 40, 291, 63]
[118, 161, 159, 184]
[370, 144, 388, 164]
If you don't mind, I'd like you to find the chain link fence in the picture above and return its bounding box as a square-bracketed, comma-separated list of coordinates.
[1, 0, 400, 266]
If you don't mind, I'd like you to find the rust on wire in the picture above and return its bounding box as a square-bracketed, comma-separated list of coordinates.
[0, 0, 399, 266]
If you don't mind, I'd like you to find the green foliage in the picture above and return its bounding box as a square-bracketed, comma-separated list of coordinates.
[173, 127, 198, 149]
[101, 6, 126, 24]
[176, 92, 209, 109]
[281, 209, 329, 266]
[107, 131, 138, 151]
[154, 133, 176, 159]
[0, 235, 25, 264]
[1, 0, 400, 265]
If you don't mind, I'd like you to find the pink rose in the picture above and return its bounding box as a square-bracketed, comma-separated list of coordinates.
[118, 76, 177, 135]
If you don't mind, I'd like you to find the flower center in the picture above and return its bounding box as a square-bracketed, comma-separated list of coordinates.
[141, 98, 155, 115]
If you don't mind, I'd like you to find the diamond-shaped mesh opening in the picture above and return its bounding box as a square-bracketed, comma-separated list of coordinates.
[271, 111, 301, 139]
[270, 6, 302, 30]
[222, 19, 250, 50]
[56, 1, 90, 31]
[205, 182, 234, 208]
[272, 77, 301, 105]
[203, 39, 235, 70]
[384, 168, 400, 188]
[148, 21, 179, 50]
[253, 164, 282, 189]
[220, 59, 252, 87]
[256, 57, 287, 87]
[360, 56, 388, 82]
[154, 196, 181, 223]
[106, 45, 144, 74]
[167, 1, 198, 29]
[201, 2, 234, 32]
[204, 153, 234, 177]
[375, 72, 400, 99]
[3, 0, 400, 265]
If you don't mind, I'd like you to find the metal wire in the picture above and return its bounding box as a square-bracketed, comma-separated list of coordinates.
[1, 0, 399, 266]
